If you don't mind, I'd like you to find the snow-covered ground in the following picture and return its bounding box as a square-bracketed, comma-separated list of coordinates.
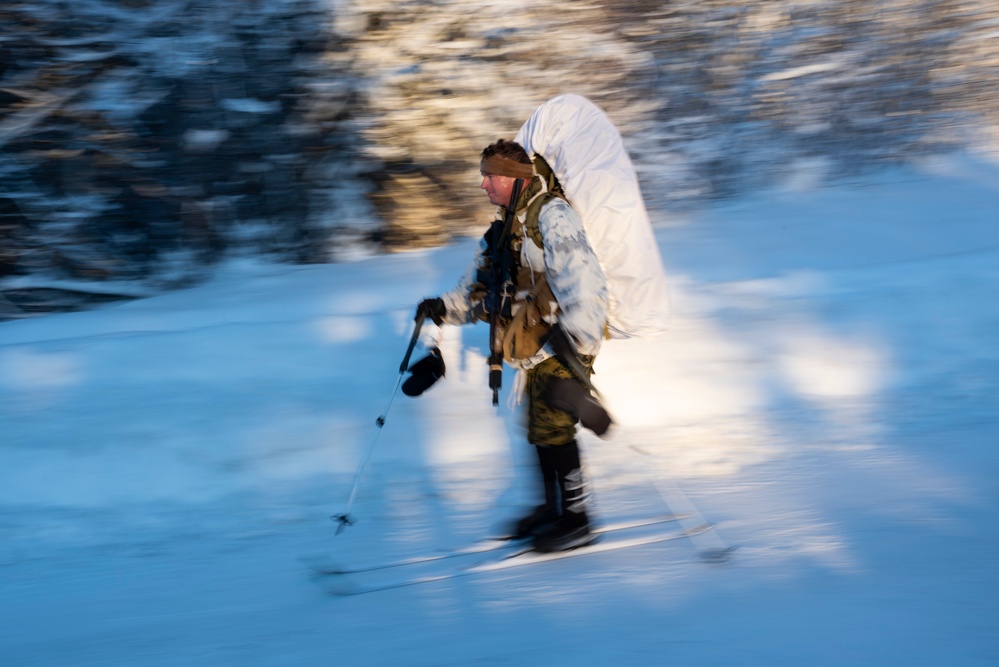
[2, 152, 998, 665]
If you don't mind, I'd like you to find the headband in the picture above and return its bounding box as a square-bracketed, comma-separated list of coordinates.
[480, 154, 535, 180]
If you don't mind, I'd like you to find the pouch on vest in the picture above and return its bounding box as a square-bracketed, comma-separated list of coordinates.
[502, 279, 558, 362]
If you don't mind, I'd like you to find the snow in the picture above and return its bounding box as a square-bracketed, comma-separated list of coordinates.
[2, 153, 999, 665]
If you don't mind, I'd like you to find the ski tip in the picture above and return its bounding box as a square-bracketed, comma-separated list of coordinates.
[317, 576, 360, 597]
[300, 551, 347, 574]
[699, 546, 737, 564]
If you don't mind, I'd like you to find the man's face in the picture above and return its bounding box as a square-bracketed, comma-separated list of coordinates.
[480, 173, 521, 207]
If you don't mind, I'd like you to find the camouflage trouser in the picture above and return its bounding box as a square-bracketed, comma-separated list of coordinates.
[525, 353, 595, 447]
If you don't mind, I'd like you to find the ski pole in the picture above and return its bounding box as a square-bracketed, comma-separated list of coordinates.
[625, 443, 735, 563]
[332, 312, 426, 534]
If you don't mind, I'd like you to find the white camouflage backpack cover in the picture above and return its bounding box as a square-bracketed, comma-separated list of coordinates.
[514, 94, 671, 339]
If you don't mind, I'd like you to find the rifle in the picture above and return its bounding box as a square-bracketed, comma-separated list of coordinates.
[487, 179, 524, 405]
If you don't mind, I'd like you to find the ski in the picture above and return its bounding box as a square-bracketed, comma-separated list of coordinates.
[310, 513, 687, 576]
[318, 523, 714, 596]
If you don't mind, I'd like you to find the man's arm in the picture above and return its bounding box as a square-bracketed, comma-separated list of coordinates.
[538, 199, 608, 355]
[438, 247, 487, 326]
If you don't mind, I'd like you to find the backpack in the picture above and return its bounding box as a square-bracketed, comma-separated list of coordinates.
[514, 94, 671, 339]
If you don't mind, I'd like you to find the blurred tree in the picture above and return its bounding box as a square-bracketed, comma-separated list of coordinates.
[0, 0, 364, 293]
[1, 0, 996, 316]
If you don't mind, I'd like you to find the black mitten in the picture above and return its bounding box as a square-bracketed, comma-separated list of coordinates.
[545, 377, 613, 437]
[416, 298, 446, 325]
[402, 347, 446, 397]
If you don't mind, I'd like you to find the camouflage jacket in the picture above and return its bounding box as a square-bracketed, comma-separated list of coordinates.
[441, 179, 609, 370]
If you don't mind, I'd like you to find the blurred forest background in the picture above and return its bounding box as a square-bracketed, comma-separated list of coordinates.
[1, 0, 997, 316]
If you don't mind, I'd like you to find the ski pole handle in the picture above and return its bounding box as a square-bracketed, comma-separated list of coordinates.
[400, 312, 426, 373]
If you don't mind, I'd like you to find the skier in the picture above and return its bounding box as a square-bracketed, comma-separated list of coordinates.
[414, 138, 610, 553]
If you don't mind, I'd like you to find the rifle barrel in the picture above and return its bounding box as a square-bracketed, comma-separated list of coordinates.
[486, 178, 524, 404]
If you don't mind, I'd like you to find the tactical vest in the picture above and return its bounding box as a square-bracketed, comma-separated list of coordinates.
[471, 177, 567, 363]
[502, 188, 563, 362]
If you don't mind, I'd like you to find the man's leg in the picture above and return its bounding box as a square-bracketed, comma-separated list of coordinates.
[509, 444, 560, 538]
[533, 438, 594, 552]
[526, 356, 597, 552]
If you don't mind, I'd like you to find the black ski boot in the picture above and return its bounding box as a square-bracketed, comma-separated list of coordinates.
[533, 440, 596, 553]
[512, 502, 560, 538]
[509, 445, 561, 539]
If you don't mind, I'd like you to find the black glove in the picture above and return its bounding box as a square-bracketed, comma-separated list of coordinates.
[402, 347, 446, 397]
[416, 297, 446, 325]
